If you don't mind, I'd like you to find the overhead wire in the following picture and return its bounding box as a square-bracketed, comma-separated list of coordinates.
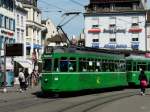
[69, 0, 85, 7]
[38, 0, 68, 12]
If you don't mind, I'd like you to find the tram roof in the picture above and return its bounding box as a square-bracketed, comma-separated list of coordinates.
[46, 46, 147, 56]
[126, 55, 150, 61]
[48, 46, 123, 55]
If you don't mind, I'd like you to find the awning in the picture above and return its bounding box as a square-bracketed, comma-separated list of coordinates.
[14, 58, 33, 69]
[26, 43, 42, 49]
[33, 44, 42, 49]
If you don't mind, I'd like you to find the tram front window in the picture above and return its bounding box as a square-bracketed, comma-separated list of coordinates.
[43, 59, 52, 71]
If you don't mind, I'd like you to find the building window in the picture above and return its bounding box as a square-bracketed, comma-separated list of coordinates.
[93, 39, 99, 42]
[92, 25, 99, 28]
[110, 38, 116, 42]
[9, 19, 14, 30]
[17, 15, 19, 26]
[0, 14, 2, 27]
[132, 38, 138, 42]
[1, 15, 5, 27]
[21, 16, 23, 27]
[0, 0, 2, 6]
[21, 30, 24, 42]
[17, 29, 20, 43]
[26, 27, 28, 36]
[5, 17, 9, 29]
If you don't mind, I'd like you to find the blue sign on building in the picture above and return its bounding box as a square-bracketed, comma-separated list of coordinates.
[104, 44, 127, 49]
[92, 43, 99, 48]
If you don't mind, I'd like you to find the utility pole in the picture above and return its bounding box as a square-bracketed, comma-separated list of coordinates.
[3, 42, 7, 93]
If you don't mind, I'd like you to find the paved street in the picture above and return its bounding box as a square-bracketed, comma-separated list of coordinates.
[0, 86, 150, 112]
[0, 85, 40, 101]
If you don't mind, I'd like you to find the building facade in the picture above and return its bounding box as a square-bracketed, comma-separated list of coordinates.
[15, 1, 27, 59]
[18, 0, 43, 61]
[147, 11, 150, 51]
[84, 0, 148, 51]
[41, 19, 58, 46]
[0, 0, 15, 54]
[0, 0, 15, 71]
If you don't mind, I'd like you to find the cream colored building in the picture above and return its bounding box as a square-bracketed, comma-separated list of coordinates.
[41, 19, 58, 46]
[18, 0, 43, 61]
[146, 11, 150, 51]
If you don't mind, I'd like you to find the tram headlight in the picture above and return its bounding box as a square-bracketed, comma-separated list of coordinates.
[133, 74, 136, 77]
[54, 77, 59, 81]
[44, 78, 48, 83]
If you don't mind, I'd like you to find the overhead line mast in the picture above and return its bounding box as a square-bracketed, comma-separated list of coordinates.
[56, 12, 81, 46]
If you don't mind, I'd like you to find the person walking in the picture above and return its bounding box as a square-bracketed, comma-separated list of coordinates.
[138, 68, 148, 95]
[18, 68, 26, 92]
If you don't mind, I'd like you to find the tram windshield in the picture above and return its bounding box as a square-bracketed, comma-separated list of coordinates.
[43, 59, 52, 72]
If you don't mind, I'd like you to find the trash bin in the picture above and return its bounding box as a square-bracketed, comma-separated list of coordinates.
[6, 71, 14, 87]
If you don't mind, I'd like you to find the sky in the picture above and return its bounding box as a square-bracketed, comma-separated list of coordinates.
[38, 0, 150, 37]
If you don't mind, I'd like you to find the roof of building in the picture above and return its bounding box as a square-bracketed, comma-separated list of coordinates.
[86, 0, 145, 13]
[17, 0, 37, 6]
[90, 0, 140, 3]
[41, 20, 47, 24]
[47, 34, 67, 43]
[15, 5, 27, 13]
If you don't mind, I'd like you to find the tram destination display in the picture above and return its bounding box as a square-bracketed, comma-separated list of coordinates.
[6, 43, 24, 56]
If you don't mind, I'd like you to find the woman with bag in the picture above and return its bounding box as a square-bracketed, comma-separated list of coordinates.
[138, 68, 148, 95]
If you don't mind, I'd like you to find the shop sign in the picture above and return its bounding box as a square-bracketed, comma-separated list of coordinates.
[92, 43, 99, 48]
[104, 44, 127, 49]
[103, 29, 126, 33]
[88, 29, 101, 33]
[1, 30, 14, 36]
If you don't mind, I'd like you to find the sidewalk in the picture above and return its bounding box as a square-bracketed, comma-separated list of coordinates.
[0, 84, 41, 101]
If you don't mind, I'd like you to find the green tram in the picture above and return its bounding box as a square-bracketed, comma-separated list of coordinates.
[41, 46, 128, 93]
[126, 56, 150, 86]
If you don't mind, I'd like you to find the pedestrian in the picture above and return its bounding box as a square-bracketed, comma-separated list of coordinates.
[18, 68, 26, 92]
[138, 68, 148, 95]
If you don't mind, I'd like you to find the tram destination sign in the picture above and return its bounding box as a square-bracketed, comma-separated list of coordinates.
[45, 46, 53, 54]
[6, 43, 24, 56]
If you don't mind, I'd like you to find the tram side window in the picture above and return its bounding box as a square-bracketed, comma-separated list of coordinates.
[102, 60, 109, 72]
[118, 61, 126, 72]
[69, 57, 76, 72]
[43, 59, 52, 71]
[54, 58, 59, 72]
[79, 58, 87, 72]
[95, 60, 101, 72]
[148, 63, 150, 71]
[60, 57, 68, 72]
[87, 59, 94, 72]
[126, 62, 132, 71]
[109, 61, 115, 72]
[137, 62, 147, 71]
[133, 62, 136, 71]
[114, 61, 120, 72]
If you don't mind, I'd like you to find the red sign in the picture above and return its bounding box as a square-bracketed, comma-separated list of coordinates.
[129, 28, 142, 33]
[1, 30, 14, 36]
[88, 28, 101, 33]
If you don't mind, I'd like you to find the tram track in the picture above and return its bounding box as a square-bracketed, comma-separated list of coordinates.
[0, 93, 61, 112]
[0, 89, 139, 112]
[56, 91, 137, 112]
